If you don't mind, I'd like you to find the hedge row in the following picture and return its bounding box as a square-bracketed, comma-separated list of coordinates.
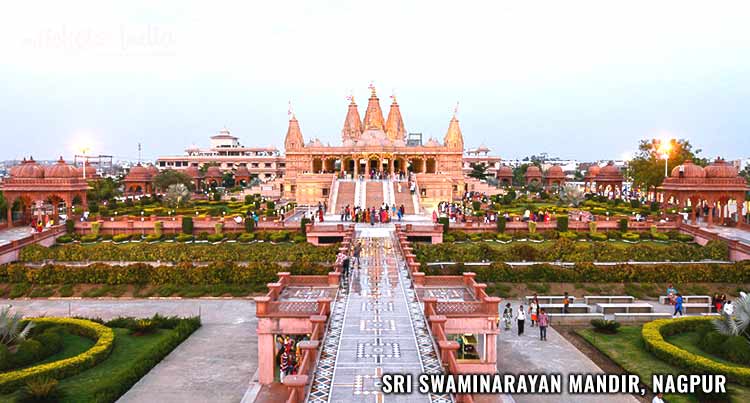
[415, 238, 729, 263]
[0, 261, 331, 286]
[19, 241, 338, 263]
[0, 317, 115, 393]
[422, 261, 750, 284]
[642, 317, 750, 386]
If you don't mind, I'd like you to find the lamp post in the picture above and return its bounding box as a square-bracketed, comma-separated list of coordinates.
[658, 140, 673, 178]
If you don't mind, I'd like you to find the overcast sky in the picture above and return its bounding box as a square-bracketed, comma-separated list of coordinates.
[1, 0, 748, 162]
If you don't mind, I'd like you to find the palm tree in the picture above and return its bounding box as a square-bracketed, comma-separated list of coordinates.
[713, 292, 750, 343]
[0, 306, 34, 350]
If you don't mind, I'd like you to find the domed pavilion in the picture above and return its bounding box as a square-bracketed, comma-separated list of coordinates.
[659, 159, 748, 226]
[1, 157, 89, 226]
[544, 165, 566, 189]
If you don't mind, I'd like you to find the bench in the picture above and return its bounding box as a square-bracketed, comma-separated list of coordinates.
[526, 295, 576, 305]
[658, 295, 711, 305]
[682, 303, 712, 314]
[613, 312, 672, 324]
[539, 303, 589, 314]
[596, 303, 653, 314]
[701, 312, 720, 316]
[548, 313, 604, 325]
[584, 296, 635, 305]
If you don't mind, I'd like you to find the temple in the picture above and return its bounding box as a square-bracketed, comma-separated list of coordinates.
[284, 86, 465, 210]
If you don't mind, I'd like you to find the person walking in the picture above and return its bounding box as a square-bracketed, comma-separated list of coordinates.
[538, 309, 549, 341]
[563, 292, 570, 314]
[353, 242, 362, 267]
[528, 299, 538, 327]
[502, 303, 513, 330]
[652, 392, 665, 403]
[673, 293, 684, 317]
[517, 304, 526, 336]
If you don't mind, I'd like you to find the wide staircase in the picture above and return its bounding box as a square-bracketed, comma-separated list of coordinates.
[393, 182, 415, 214]
[332, 180, 356, 213]
[364, 181, 384, 209]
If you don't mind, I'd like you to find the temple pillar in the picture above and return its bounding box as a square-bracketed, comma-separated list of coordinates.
[690, 200, 696, 225]
[258, 331, 276, 385]
[6, 206, 12, 228]
[707, 200, 714, 227]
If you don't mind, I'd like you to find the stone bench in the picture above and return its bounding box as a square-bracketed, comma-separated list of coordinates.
[584, 296, 635, 305]
[539, 303, 589, 314]
[613, 312, 672, 324]
[596, 303, 653, 314]
[548, 313, 604, 325]
[658, 295, 711, 305]
[683, 303, 713, 314]
[526, 295, 576, 305]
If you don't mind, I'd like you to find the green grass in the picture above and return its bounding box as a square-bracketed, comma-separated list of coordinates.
[35, 332, 96, 367]
[55, 328, 173, 402]
[667, 331, 749, 370]
[578, 326, 750, 403]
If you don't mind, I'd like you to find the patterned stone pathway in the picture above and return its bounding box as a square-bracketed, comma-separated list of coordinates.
[308, 226, 451, 403]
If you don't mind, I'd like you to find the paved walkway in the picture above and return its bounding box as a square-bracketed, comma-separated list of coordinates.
[497, 323, 638, 403]
[2, 299, 257, 403]
[695, 222, 750, 245]
[308, 227, 450, 403]
[0, 226, 33, 246]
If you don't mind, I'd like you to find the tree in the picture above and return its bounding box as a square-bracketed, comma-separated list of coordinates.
[714, 292, 749, 344]
[222, 172, 235, 188]
[559, 183, 586, 207]
[628, 138, 707, 192]
[87, 177, 120, 205]
[153, 170, 193, 192]
[164, 184, 191, 208]
[468, 163, 489, 180]
[0, 191, 6, 217]
[740, 165, 750, 184]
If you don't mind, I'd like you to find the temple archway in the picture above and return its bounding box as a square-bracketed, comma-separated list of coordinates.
[410, 158, 424, 173]
[312, 158, 323, 173]
[425, 158, 437, 174]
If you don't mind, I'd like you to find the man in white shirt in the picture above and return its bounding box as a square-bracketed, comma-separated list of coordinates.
[652, 392, 665, 403]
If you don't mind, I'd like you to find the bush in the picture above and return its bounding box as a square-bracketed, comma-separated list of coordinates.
[528, 221, 537, 234]
[214, 222, 223, 235]
[642, 317, 750, 386]
[56, 235, 73, 244]
[529, 233, 544, 241]
[130, 319, 159, 336]
[704, 240, 729, 260]
[622, 232, 640, 242]
[438, 217, 450, 234]
[112, 234, 131, 243]
[65, 220, 75, 234]
[238, 233, 255, 243]
[496, 218, 506, 233]
[721, 335, 750, 365]
[591, 319, 620, 334]
[181, 216, 193, 235]
[0, 318, 115, 393]
[618, 218, 628, 232]
[244, 217, 255, 233]
[153, 221, 163, 238]
[559, 231, 578, 241]
[300, 218, 311, 234]
[20, 377, 61, 403]
[80, 234, 98, 243]
[496, 233, 512, 242]
[207, 234, 224, 243]
[556, 216, 568, 232]
[176, 234, 193, 243]
[144, 234, 162, 242]
[676, 234, 694, 242]
[588, 221, 597, 234]
[90, 222, 101, 238]
[589, 232, 607, 242]
[269, 231, 290, 243]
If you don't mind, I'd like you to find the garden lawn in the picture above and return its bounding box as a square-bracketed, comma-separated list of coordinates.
[34, 332, 95, 367]
[578, 326, 750, 403]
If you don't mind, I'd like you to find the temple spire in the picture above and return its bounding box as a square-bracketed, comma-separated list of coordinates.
[362, 84, 385, 131]
[443, 113, 464, 150]
[341, 95, 363, 141]
[284, 114, 304, 151]
[385, 94, 406, 141]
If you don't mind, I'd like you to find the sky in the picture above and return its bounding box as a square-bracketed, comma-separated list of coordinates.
[1, 0, 749, 162]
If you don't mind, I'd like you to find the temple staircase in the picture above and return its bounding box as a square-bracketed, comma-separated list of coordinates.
[332, 180, 356, 213]
[365, 181, 384, 209]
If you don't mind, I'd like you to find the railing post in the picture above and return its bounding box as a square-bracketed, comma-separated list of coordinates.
[328, 272, 341, 286]
[254, 296, 271, 316]
[282, 375, 308, 403]
[483, 296, 501, 317]
[437, 340, 460, 367]
[317, 297, 332, 316]
[428, 314, 446, 336]
[423, 297, 438, 316]
[412, 272, 425, 286]
[462, 272, 476, 287]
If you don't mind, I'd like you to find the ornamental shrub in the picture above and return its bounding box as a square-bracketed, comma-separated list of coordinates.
[589, 232, 607, 242]
[588, 221, 597, 234]
[238, 233, 255, 243]
[56, 235, 73, 244]
[214, 222, 223, 235]
[90, 222, 101, 238]
[496, 218, 506, 233]
[618, 218, 628, 232]
[559, 231, 577, 241]
[176, 234, 193, 243]
[528, 221, 537, 234]
[621, 232, 640, 242]
[65, 220, 74, 234]
[300, 218, 311, 234]
[207, 234, 224, 243]
[438, 217, 450, 234]
[704, 240, 729, 260]
[496, 233, 512, 242]
[181, 217, 193, 235]
[112, 234, 131, 243]
[80, 234, 98, 243]
[591, 319, 620, 334]
[556, 216, 568, 232]
[153, 221, 163, 238]
[244, 217, 255, 233]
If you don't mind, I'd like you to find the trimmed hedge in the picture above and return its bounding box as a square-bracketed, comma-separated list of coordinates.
[20, 241, 337, 263]
[422, 261, 750, 284]
[642, 317, 750, 386]
[0, 261, 331, 286]
[0, 317, 115, 393]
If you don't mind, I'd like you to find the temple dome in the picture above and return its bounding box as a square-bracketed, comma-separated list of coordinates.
[205, 166, 222, 178]
[425, 138, 441, 147]
[704, 159, 738, 178]
[234, 165, 250, 176]
[545, 165, 565, 178]
[498, 165, 513, 177]
[44, 157, 79, 178]
[9, 158, 45, 179]
[127, 164, 152, 180]
[525, 165, 542, 177]
[184, 166, 203, 179]
[587, 164, 601, 177]
[598, 162, 621, 177]
[670, 160, 705, 178]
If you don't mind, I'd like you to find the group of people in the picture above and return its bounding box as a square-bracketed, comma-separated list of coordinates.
[276, 335, 306, 381]
[712, 293, 734, 315]
[339, 204, 407, 224]
[500, 296, 550, 341]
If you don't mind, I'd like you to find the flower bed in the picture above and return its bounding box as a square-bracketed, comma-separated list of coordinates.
[0, 318, 115, 393]
[642, 317, 750, 386]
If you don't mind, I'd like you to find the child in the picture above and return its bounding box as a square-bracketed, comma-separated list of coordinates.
[517, 304, 526, 336]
